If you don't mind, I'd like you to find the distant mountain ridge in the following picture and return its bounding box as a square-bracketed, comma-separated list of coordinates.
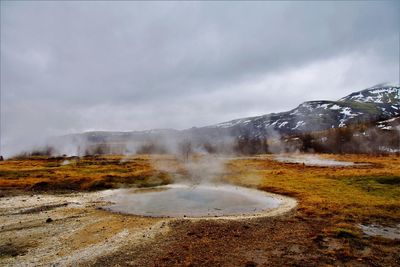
[201, 83, 399, 137]
[55, 83, 399, 147]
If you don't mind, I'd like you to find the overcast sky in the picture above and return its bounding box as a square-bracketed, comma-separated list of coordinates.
[1, 1, 399, 156]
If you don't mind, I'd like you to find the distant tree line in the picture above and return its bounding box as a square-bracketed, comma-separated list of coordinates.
[233, 136, 270, 155]
[292, 123, 400, 155]
[12, 120, 400, 158]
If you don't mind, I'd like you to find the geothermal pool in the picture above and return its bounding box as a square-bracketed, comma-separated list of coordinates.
[274, 154, 361, 167]
[102, 184, 292, 218]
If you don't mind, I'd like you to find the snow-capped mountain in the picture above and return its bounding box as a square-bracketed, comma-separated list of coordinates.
[201, 83, 399, 137]
[28, 83, 400, 156]
[52, 83, 399, 147]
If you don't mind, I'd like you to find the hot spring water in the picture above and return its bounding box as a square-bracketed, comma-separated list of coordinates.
[102, 184, 289, 218]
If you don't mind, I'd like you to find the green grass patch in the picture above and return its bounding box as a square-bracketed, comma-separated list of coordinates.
[341, 175, 400, 198]
[0, 170, 45, 179]
[333, 227, 359, 239]
[340, 101, 379, 114]
[45, 162, 61, 168]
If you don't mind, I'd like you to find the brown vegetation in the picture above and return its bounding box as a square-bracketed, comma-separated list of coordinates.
[227, 154, 400, 224]
[0, 155, 180, 192]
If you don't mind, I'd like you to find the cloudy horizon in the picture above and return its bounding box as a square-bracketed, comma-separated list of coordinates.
[1, 1, 399, 156]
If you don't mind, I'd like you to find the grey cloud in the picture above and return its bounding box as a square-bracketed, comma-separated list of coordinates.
[1, 1, 399, 156]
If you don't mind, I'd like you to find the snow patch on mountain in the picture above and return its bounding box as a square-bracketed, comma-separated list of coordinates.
[330, 104, 341, 110]
[208, 83, 399, 135]
[293, 120, 305, 130]
[340, 83, 399, 104]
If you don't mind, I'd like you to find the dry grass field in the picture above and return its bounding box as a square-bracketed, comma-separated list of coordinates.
[0, 155, 177, 192]
[227, 154, 400, 224]
[0, 153, 399, 266]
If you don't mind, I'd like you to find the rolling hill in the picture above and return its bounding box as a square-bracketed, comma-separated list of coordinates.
[202, 83, 399, 138]
[33, 83, 400, 156]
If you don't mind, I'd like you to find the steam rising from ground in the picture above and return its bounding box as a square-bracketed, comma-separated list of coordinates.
[178, 155, 227, 185]
[114, 136, 233, 186]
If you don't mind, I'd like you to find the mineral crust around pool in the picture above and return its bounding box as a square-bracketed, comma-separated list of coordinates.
[101, 184, 297, 219]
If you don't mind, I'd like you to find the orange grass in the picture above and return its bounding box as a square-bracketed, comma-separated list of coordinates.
[0, 155, 181, 191]
[226, 154, 400, 224]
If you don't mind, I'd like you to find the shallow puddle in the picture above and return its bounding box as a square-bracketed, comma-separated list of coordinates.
[102, 184, 283, 218]
[274, 155, 360, 167]
[359, 224, 400, 240]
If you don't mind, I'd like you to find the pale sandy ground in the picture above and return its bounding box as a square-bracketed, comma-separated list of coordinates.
[0, 191, 167, 266]
[0, 189, 296, 266]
